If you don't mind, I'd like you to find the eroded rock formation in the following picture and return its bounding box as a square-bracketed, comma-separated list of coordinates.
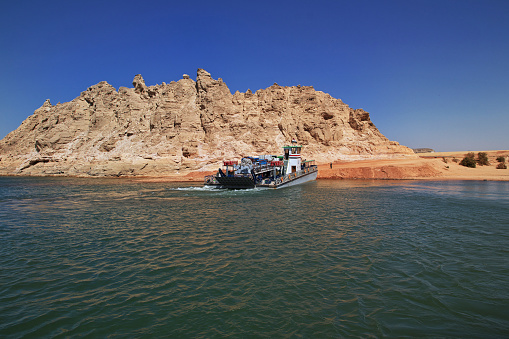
[0, 69, 414, 176]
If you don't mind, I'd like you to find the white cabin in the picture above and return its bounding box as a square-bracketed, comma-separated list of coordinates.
[283, 145, 302, 174]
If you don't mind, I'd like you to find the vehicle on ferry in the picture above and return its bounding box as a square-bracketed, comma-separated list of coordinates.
[204, 141, 318, 189]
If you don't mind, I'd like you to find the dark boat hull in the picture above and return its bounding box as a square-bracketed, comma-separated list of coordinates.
[215, 176, 255, 189]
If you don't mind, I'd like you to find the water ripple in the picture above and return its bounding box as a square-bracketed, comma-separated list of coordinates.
[1, 178, 508, 337]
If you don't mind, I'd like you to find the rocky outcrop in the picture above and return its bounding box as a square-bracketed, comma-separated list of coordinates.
[413, 148, 435, 153]
[0, 69, 414, 176]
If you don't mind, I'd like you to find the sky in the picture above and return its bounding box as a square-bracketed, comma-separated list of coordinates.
[1, 0, 508, 151]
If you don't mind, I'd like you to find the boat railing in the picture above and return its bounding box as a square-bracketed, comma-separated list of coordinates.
[253, 163, 278, 174]
[282, 165, 317, 183]
[254, 165, 317, 187]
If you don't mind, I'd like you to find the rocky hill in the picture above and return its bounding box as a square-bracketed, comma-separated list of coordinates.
[0, 69, 414, 176]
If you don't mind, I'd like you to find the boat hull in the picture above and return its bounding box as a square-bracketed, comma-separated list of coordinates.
[273, 169, 317, 189]
[209, 167, 318, 189]
[215, 176, 255, 189]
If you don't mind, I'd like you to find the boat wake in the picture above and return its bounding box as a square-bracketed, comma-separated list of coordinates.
[168, 186, 264, 194]
[168, 186, 222, 192]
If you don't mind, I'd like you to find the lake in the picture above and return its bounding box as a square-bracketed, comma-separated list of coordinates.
[1, 177, 508, 337]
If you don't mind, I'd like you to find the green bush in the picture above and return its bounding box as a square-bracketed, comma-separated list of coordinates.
[496, 156, 506, 163]
[477, 152, 489, 166]
[496, 162, 507, 169]
[460, 153, 476, 168]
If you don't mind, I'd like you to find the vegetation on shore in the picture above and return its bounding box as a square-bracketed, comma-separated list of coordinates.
[459, 152, 477, 168]
[496, 156, 507, 169]
[459, 152, 493, 168]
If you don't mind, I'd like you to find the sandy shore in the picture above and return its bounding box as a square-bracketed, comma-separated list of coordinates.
[130, 150, 509, 183]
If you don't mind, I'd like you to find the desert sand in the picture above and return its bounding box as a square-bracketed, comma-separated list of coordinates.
[319, 150, 509, 181]
[131, 150, 509, 183]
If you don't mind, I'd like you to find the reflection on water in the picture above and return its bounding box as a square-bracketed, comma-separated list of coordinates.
[0, 177, 508, 337]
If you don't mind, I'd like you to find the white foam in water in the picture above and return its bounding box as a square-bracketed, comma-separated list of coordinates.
[169, 186, 220, 191]
[168, 186, 264, 193]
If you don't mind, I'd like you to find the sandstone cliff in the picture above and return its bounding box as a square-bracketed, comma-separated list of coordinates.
[0, 69, 414, 176]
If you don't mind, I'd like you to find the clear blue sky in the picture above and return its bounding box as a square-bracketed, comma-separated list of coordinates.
[1, 0, 507, 151]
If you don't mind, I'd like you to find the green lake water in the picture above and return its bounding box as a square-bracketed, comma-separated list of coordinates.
[1, 177, 508, 337]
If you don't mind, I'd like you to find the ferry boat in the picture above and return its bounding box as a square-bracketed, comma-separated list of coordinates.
[204, 141, 318, 189]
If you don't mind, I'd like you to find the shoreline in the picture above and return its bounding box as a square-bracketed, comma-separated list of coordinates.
[113, 150, 509, 183]
[2, 150, 508, 182]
